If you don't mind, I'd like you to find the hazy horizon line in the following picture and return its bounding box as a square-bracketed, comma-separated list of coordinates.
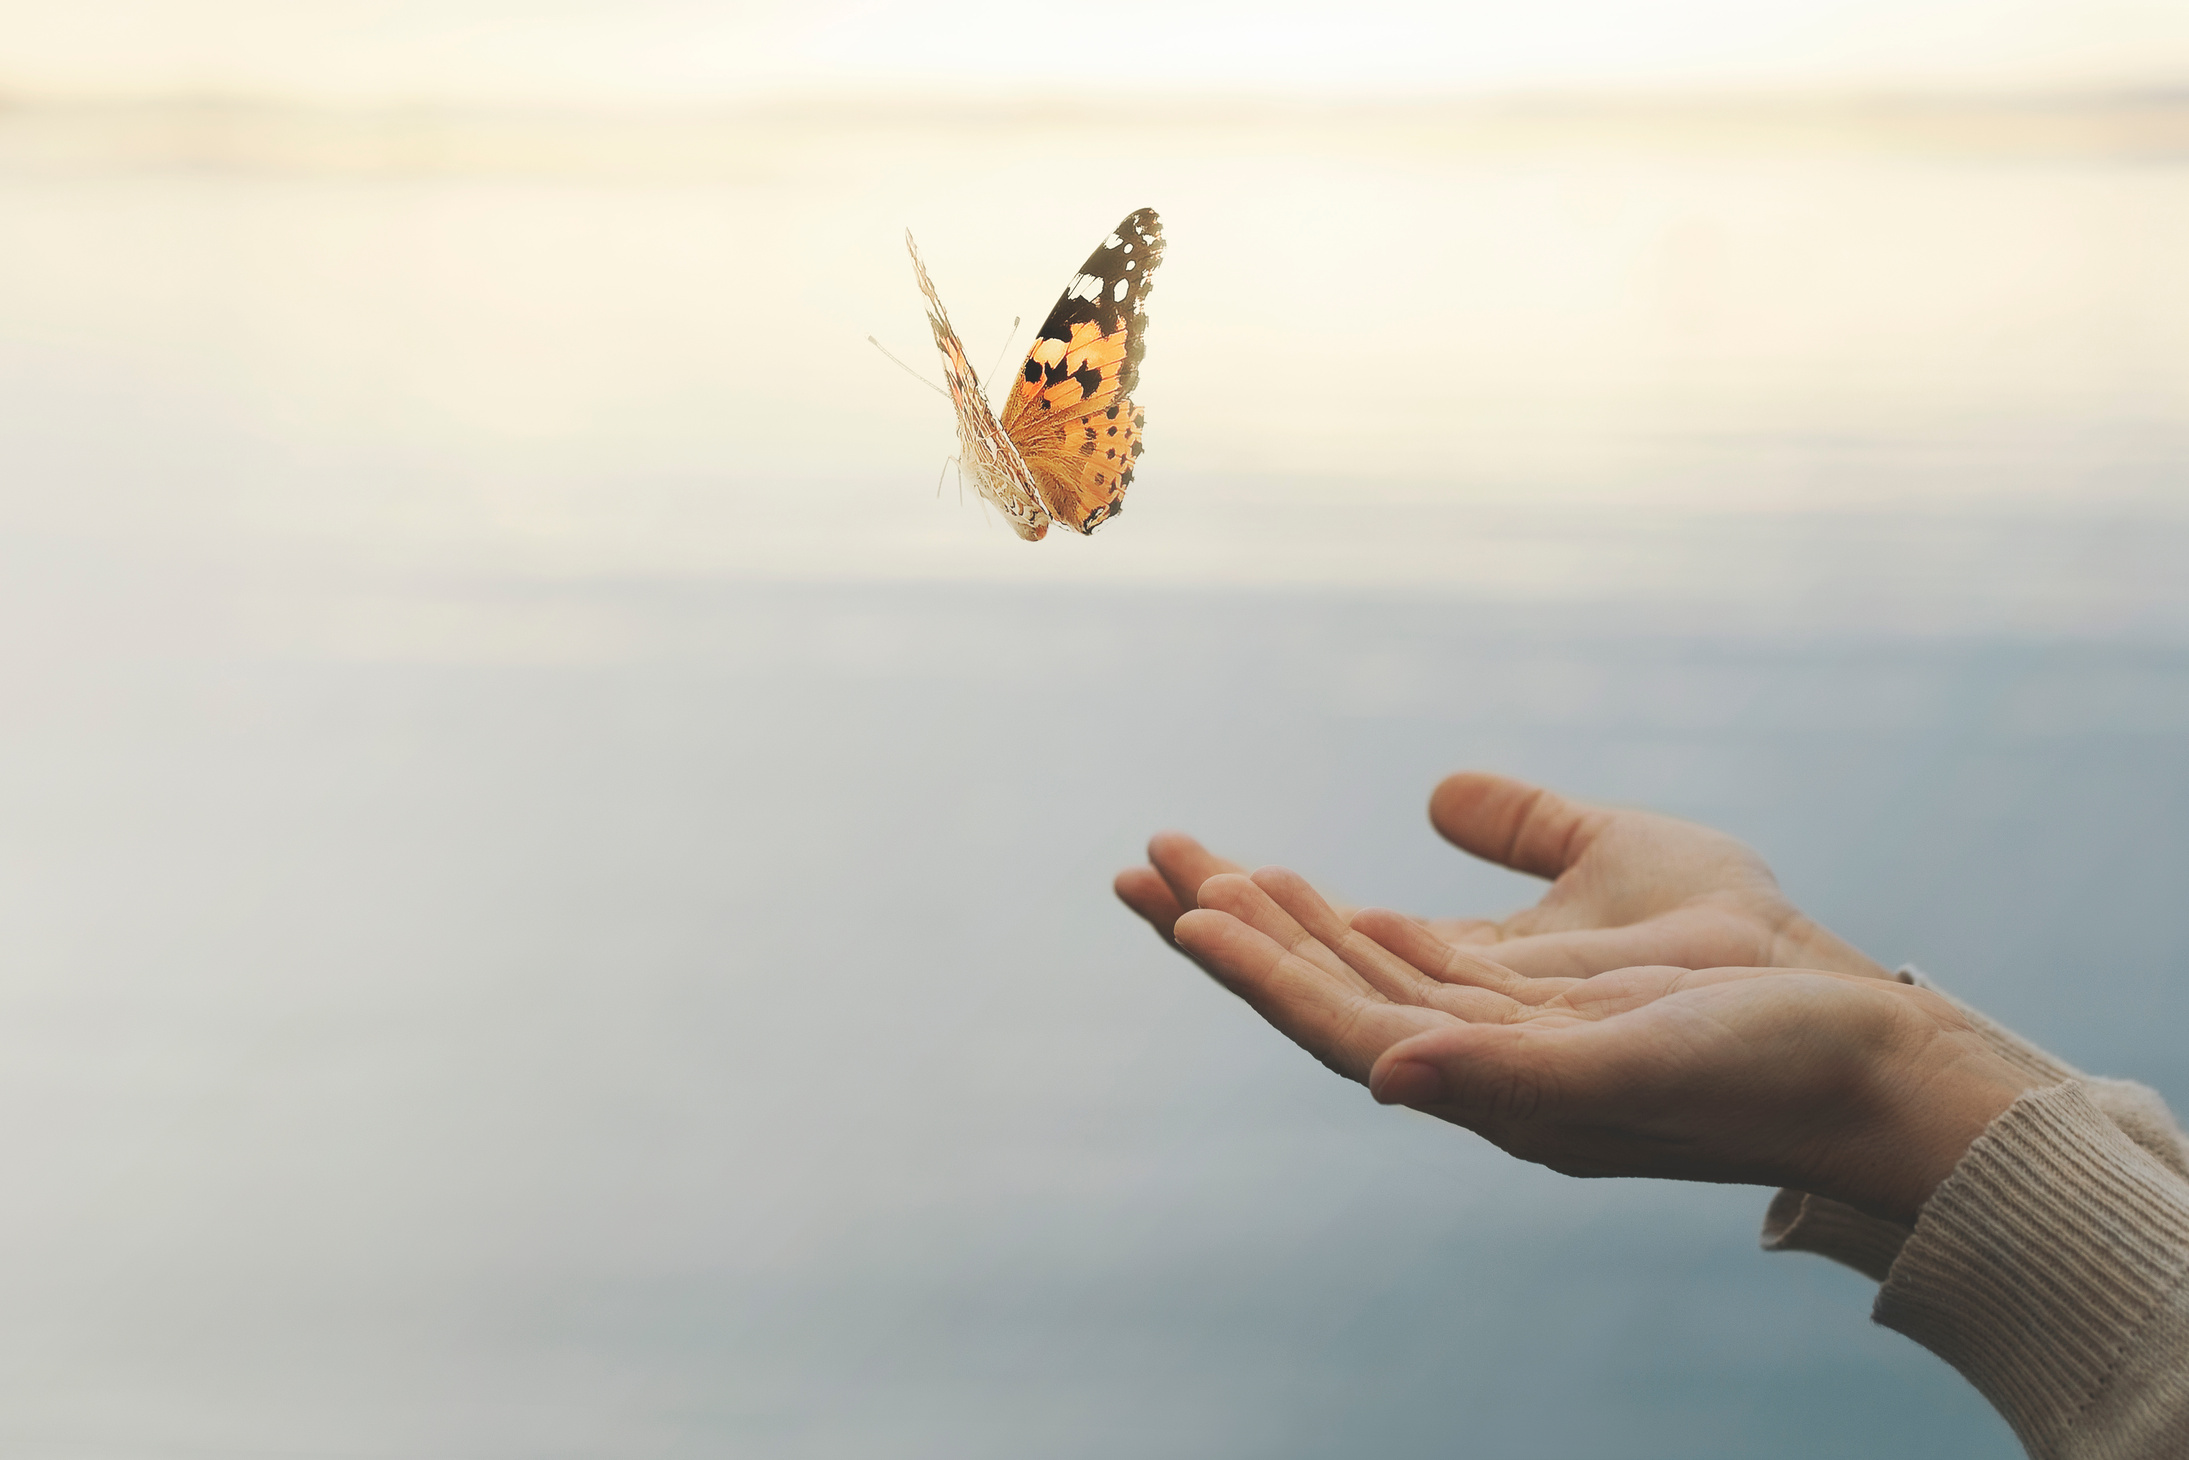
[3, 83, 2185, 176]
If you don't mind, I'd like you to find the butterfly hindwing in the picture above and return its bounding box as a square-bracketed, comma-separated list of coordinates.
[999, 209, 1163, 534]
[907, 231, 1052, 540]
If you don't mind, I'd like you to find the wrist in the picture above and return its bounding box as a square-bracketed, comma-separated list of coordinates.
[1842, 1048, 2033, 1223]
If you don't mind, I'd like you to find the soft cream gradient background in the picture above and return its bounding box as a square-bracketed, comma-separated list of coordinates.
[4, 0, 2188, 97]
[0, 6, 2184, 1458]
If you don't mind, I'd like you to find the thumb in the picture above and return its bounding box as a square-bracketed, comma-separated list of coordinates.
[1369, 1019, 1650, 1124]
[1428, 772, 1611, 881]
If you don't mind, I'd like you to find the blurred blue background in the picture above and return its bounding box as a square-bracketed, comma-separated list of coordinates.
[0, 4, 2186, 1455]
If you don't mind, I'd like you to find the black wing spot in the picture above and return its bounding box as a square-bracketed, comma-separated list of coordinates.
[1028, 209, 1164, 395]
[1105, 404, 1120, 419]
[1023, 359, 1041, 383]
[1072, 363, 1101, 398]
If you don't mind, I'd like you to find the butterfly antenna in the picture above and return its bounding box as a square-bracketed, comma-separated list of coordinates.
[982, 316, 1022, 406]
[868, 336, 948, 400]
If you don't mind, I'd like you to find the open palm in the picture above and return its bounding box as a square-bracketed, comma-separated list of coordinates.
[1178, 864, 2028, 1222]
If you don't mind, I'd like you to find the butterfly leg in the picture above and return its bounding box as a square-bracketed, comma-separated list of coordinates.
[935, 455, 959, 498]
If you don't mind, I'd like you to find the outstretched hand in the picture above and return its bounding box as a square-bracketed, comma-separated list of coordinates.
[1174, 866, 2031, 1221]
[1115, 771, 1890, 984]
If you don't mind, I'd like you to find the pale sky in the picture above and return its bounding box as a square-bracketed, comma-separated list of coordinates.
[2, 0, 2186, 103]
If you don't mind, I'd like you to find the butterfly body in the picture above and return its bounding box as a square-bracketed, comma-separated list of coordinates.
[907, 209, 1163, 540]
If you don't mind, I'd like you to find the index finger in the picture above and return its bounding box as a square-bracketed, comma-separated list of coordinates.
[1252, 869, 1529, 1022]
[1196, 872, 1380, 1000]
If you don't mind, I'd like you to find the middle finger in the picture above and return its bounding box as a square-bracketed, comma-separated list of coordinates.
[1252, 869, 1525, 1022]
[1195, 872, 1380, 999]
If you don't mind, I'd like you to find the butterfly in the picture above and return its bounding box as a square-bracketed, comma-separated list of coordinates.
[905, 209, 1163, 541]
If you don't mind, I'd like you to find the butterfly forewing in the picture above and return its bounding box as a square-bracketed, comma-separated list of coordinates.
[998, 209, 1163, 534]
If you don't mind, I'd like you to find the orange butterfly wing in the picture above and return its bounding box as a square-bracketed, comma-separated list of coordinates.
[998, 209, 1163, 534]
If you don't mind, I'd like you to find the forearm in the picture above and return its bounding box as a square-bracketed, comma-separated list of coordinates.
[1880, 1082, 2189, 1459]
[1759, 974, 2189, 1459]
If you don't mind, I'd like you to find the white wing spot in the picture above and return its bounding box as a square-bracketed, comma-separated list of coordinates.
[1067, 273, 1102, 302]
[1112, 277, 1130, 301]
[1105, 232, 1124, 248]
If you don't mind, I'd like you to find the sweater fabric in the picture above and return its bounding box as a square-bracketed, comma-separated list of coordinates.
[1760, 970, 2189, 1459]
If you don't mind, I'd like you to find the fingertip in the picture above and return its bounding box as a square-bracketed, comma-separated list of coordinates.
[1349, 905, 1410, 934]
[1193, 870, 1256, 910]
[1146, 829, 1202, 862]
[1170, 906, 1231, 950]
[1428, 770, 1516, 836]
[1348, 908, 1431, 962]
[1349, 906, 1471, 977]
[1429, 768, 1501, 807]
[1369, 1057, 1451, 1107]
[1114, 866, 1181, 920]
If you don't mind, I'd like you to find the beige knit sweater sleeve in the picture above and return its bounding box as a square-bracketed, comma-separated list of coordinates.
[1761, 970, 2189, 1458]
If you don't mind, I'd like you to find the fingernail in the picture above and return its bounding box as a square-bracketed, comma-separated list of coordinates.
[1374, 1060, 1449, 1107]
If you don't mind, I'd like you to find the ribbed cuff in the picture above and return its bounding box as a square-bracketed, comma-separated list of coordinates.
[2082, 1077, 2189, 1185]
[1875, 1081, 2189, 1458]
[1761, 1189, 1911, 1283]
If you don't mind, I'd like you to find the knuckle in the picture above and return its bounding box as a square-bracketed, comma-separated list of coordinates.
[1323, 1002, 1374, 1075]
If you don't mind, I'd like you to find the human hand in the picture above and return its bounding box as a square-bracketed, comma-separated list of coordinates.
[1176, 867, 2034, 1222]
[1115, 771, 1890, 984]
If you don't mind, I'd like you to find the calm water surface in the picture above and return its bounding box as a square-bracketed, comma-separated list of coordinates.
[0, 105, 2183, 1457]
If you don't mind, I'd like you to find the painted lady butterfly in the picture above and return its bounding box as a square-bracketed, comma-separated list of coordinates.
[906, 209, 1164, 541]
